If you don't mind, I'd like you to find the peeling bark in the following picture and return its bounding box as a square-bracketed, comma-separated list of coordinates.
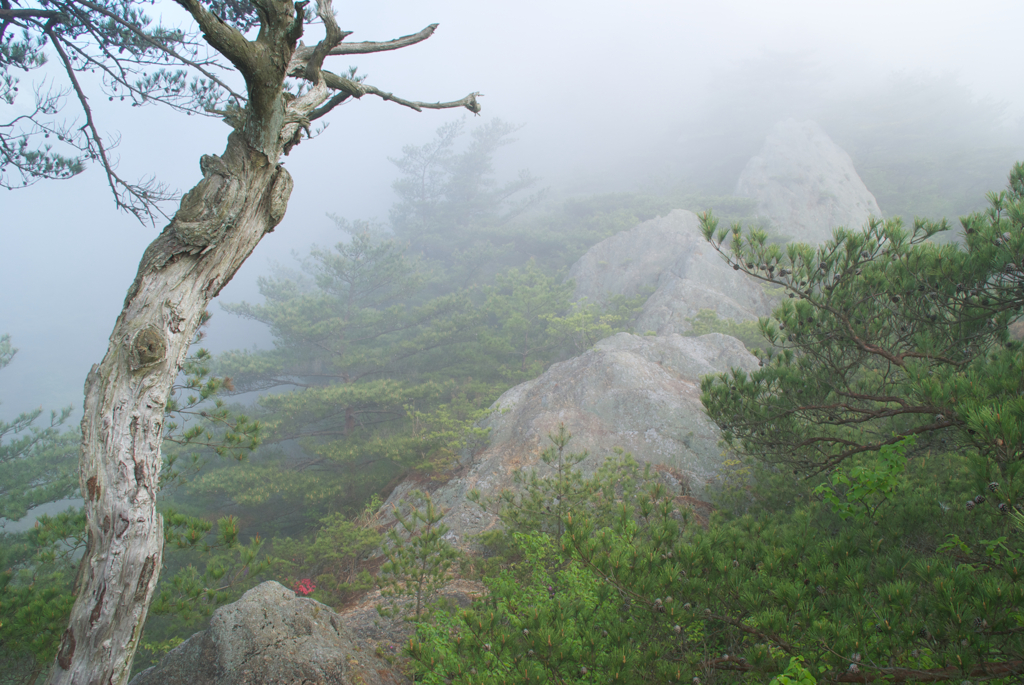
[46, 1, 478, 681]
[48, 132, 293, 685]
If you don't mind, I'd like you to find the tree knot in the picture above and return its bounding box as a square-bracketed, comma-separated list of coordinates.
[128, 326, 167, 370]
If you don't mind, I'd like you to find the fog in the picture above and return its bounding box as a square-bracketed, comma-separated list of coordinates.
[2, 0, 1024, 419]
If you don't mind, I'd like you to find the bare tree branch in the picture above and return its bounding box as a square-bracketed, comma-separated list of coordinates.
[320, 70, 481, 113]
[307, 90, 350, 121]
[292, 22, 437, 63]
[283, 20, 479, 122]
[329, 22, 437, 54]
[0, 7, 67, 21]
[302, 0, 349, 83]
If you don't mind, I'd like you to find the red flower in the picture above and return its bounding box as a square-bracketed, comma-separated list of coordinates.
[293, 578, 316, 596]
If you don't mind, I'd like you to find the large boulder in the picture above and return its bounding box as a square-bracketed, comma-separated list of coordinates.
[567, 209, 775, 336]
[567, 210, 704, 305]
[736, 119, 882, 245]
[129, 581, 408, 685]
[385, 332, 758, 545]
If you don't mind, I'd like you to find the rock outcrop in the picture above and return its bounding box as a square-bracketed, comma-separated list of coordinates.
[129, 581, 407, 685]
[384, 332, 758, 545]
[736, 119, 882, 245]
[567, 209, 775, 336]
[568, 210, 704, 305]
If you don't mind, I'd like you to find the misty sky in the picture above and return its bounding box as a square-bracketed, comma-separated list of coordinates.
[2, 0, 1023, 419]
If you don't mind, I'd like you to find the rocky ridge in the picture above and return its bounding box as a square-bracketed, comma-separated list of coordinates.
[383, 332, 758, 545]
[137, 119, 882, 681]
[567, 209, 775, 336]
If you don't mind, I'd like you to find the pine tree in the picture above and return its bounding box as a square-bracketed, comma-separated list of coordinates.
[208, 226, 487, 518]
[389, 119, 542, 282]
[378, 491, 460, 621]
[699, 162, 1024, 503]
[0, 335, 78, 523]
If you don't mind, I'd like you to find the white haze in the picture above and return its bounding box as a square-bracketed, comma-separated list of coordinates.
[2, 0, 1023, 418]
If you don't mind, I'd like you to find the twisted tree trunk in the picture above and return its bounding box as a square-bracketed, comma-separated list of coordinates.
[49, 132, 293, 684]
[45, 1, 478, 680]
[48, 3, 303, 679]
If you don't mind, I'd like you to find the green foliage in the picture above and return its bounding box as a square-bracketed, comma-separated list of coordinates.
[162, 343, 262, 490]
[408, 530, 657, 684]
[131, 336, 271, 670]
[130, 508, 272, 675]
[390, 119, 542, 274]
[269, 501, 383, 607]
[493, 471, 1022, 682]
[133, 637, 185, 672]
[470, 425, 655, 543]
[669, 161, 1024, 682]
[549, 289, 650, 356]
[0, 336, 79, 524]
[699, 163, 1024, 495]
[386, 117, 558, 301]
[479, 261, 574, 381]
[409, 431, 692, 683]
[769, 656, 816, 685]
[147, 514, 269, 629]
[406, 321, 1024, 685]
[0, 409, 77, 523]
[0, 336, 82, 681]
[219, 227, 440, 395]
[211, 178, 648, 521]
[0, 508, 85, 684]
[210, 226, 489, 519]
[1, 0, 259, 219]
[0, 334, 14, 368]
[0, 332, 266, 679]
[378, 491, 461, 621]
[683, 309, 769, 352]
[813, 435, 913, 522]
[471, 424, 586, 540]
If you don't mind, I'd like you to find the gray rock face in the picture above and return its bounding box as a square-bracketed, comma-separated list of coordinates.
[129, 581, 408, 685]
[568, 210, 704, 305]
[736, 119, 882, 245]
[567, 209, 775, 335]
[385, 333, 758, 545]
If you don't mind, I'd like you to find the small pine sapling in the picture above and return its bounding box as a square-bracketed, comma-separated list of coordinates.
[378, 490, 461, 621]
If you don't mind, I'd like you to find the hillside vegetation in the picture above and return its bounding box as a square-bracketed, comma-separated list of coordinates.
[3, 109, 1024, 683]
